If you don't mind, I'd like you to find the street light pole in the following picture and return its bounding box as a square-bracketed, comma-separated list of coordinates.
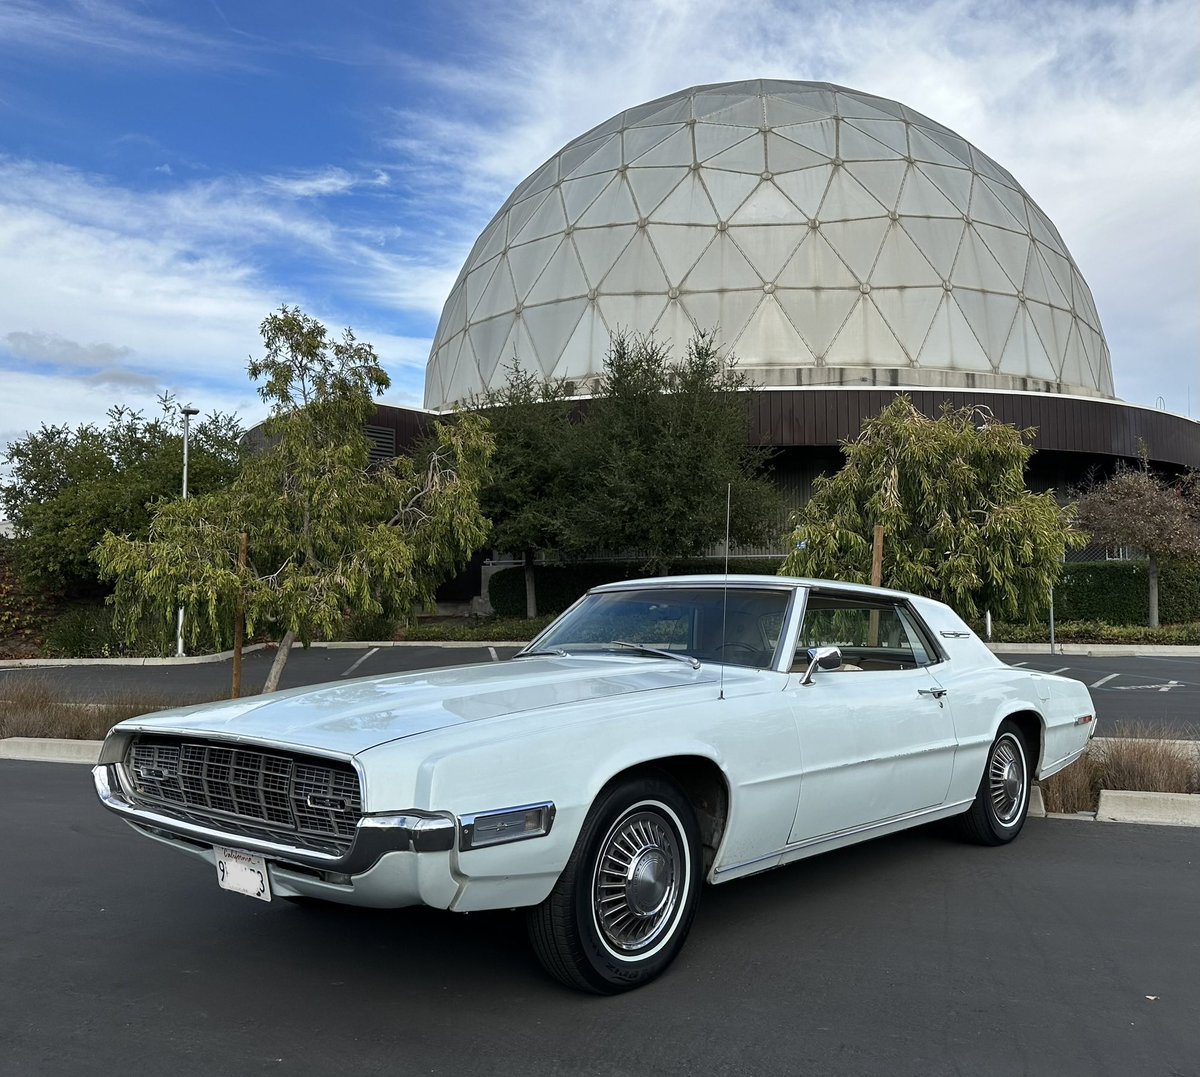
[175, 406, 200, 658]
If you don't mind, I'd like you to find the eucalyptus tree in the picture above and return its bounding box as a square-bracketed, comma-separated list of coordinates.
[95, 307, 493, 689]
[780, 395, 1081, 620]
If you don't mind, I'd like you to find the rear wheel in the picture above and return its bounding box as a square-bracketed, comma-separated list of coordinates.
[958, 719, 1031, 845]
[526, 775, 702, 994]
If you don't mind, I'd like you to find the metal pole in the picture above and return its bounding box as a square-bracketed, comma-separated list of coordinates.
[1048, 585, 1056, 655]
[175, 406, 199, 658]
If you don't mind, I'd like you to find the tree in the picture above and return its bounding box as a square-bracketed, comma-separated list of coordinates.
[780, 395, 1081, 620]
[95, 306, 493, 690]
[471, 360, 579, 616]
[1073, 463, 1200, 628]
[1, 396, 242, 595]
[562, 331, 780, 572]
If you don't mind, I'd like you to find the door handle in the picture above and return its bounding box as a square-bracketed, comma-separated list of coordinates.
[918, 687, 947, 699]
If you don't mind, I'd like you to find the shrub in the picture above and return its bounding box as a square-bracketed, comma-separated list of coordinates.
[989, 620, 1200, 645]
[488, 558, 784, 618]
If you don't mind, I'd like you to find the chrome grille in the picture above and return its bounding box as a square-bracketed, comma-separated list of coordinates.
[126, 736, 363, 855]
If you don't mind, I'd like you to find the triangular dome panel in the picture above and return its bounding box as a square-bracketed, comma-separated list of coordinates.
[775, 231, 858, 288]
[526, 240, 589, 305]
[561, 171, 613, 224]
[919, 294, 992, 372]
[626, 166, 688, 217]
[706, 134, 767, 172]
[779, 287, 860, 358]
[598, 293, 669, 336]
[467, 314, 515, 385]
[572, 224, 637, 288]
[869, 223, 943, 287]
[968, 175, 1026, 231]
[897, 166, 961, 217]
[952, 229, 1014, 292]
[766, 131, 828, 173]
[774, 119, 837, 159]
[510, 187, 567, 245]
[870, 286, 944, 357]
[901, 217, 965, 279]
[952, 288, 1019, 362]
[645, 224, 713, 287]
[736, 296, 815, 364]
[820, 217, 891, 281]
[764, 93, 831, 126]
[844, 160, 907, 213]
[695, 123, 756, 162]
[907, 127, 967, 169]
[577, 174, 639, 227]
[472, 255, 518, 320]
[601, 228, 670, 293]
[729, 224, 805, 282]
[522, 299, 589, 377]
[552, 302, 608, 381]
[999, 306, 1058, 382]
[653, 296, 701, 347]
[919, 163, 972, 214]
[819, 169, 889, 221]
[622, 124, 676, 164]
[507, 235, 561, 302]
[825, 297, 909, 368]
[837, 122, 897, 161]
[684, 231, 763, 290]
[630, 125, 696, 168]
[650, 172, 720, 225]
[1026, 300, 1074, 372]
[842, 117, 909, 157]
[774, 166, 831, 218]
[700, 169, 760, 221]
[680, 289, 764, 345]
[729, 181, 797, 224]
[974, 223, 1030, 290]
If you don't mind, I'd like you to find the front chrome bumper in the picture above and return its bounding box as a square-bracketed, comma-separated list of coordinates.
[92, 763, 455, 876]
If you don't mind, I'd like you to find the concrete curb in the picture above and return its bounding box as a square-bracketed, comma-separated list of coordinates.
[0, 643, 270, 669]
[0, 737, 103, 764]
[988, 643, 1200, 656]
[1097, 790, 1200, 827]
[0, 641, 524, 669]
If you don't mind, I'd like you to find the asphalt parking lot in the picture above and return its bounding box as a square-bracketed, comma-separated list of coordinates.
[2, 760, 1197, 1076]
[2, 646, 1196, 736]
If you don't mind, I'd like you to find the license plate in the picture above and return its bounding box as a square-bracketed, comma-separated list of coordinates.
[215, 846, 271, 902]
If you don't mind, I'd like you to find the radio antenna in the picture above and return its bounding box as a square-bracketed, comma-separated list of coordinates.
[719, 483, 731, 701]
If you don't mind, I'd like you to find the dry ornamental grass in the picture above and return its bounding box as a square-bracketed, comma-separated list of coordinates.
[1040, 725, 1200, 814]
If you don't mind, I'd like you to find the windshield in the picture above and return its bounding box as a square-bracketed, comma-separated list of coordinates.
[528, 586, 792, 670]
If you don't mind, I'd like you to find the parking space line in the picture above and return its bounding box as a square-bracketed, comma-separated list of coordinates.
[340, 647, 379, 678]
[1049, 667, 1071, 675]
[1009, 661, 1028, 667]
[488, 647, 498, 662]
[1090, 673, 1119, 688]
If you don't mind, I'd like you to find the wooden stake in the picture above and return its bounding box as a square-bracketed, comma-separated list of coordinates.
[868, 525, 884, 647]
[231, 531, 247, 699]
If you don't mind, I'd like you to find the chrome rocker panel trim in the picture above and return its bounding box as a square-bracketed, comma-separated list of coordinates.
[92, 763, 455, 874]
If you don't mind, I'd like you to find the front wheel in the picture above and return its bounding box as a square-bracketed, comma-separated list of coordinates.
[526, 775, 702, 994]
[958, 719, 1031, 845]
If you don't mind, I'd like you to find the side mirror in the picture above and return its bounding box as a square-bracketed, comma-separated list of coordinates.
[801, 645, 842, 686]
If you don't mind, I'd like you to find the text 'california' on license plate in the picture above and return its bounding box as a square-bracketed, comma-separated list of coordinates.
[215, 846, 271, 902]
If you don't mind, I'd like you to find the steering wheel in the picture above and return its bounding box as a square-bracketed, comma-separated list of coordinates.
[712, 642, 761, 663]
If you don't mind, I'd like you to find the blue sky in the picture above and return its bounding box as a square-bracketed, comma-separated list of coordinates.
[1, 0, 1197, 456]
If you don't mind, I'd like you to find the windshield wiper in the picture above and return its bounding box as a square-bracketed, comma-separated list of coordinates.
[611, 641, 701, 669]
[513, 647, 569, 659]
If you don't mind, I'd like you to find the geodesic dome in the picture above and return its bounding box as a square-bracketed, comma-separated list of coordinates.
[425, 79, 1114, 409]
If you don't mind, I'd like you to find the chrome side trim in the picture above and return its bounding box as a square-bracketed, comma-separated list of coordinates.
[93, 764, 455, 871]
[458, 802, 556, 851]
[713, 798, 974, 878]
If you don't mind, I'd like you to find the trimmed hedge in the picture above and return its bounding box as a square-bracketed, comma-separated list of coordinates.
[488, 559, 784, 618]
[1055, 561, 1200, 625]
[990, 620, 1200, 645]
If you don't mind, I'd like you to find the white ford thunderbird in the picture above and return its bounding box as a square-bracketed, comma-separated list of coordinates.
[94, 576, 1096, 993]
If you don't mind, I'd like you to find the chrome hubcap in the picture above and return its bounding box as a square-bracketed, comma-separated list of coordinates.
[594, 809, 681, 953]
[989, 735, 1027, 825]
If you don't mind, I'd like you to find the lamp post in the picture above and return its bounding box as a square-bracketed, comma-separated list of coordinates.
[175, 406, 200, 658]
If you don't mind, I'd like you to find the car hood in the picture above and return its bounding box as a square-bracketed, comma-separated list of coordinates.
[115, 656, 722, 757]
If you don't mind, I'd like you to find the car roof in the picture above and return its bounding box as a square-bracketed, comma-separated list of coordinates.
[589, 574, 923, 602]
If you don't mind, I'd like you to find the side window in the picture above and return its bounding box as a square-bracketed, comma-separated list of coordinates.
[896, 607, 940, 667]
[793, 594, 927, 672]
